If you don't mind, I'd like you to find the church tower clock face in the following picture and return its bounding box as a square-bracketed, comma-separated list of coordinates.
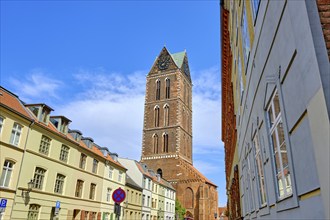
[157, 53, 171, 70]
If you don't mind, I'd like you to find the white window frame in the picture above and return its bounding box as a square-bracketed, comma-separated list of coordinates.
[39, 135, 51, 155]
[109, 166, 114, 179]
[106, 187, 112, 202]
[0, 160, 14, 187]
[59, 145, 69, 162]
[33, 167, 46, 190]
[253, 132, 267, 206]
[54, 173, 65, 194]
[267, 89, 292, 199]
[10, 122, 22, 146]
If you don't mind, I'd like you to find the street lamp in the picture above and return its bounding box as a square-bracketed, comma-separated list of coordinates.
[27, 179, 34, 192]
[214, 212, 218, 219]
[22, 179, 34, 197]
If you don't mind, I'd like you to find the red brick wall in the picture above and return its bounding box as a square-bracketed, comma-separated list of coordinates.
[317, 0, 330, 59]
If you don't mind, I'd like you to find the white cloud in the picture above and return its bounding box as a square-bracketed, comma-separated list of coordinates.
[191, 66, 222, 154]
[9, 65, 226, 205]
[10, 69, 62, 102]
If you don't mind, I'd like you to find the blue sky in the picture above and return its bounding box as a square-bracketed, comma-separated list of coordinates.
[1, 1, 225, 206]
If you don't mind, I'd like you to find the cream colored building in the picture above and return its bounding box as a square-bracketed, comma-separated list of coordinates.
[118, 158, 176, 220]
[0, 86, 130, 220]
[124, 175, 143, 219]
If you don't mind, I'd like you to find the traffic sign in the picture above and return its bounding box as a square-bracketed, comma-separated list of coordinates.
[55, 201, 60, 208]
[0, 199, 7, 208]
[112, 188, 126, 203]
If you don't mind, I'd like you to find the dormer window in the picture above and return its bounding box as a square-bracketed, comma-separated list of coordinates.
[50, 116, 71, 134]
[82, 137, 94, 149]
[68, 130, 82, 142]
[25, 104, 53, 124]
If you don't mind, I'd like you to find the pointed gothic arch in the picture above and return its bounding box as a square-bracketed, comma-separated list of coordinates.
[163, 133, 169, 153]
[156, 79, 161, 100]
[165, 78, 170, 99]
[184, 187, 194, 208]
[154, 105, 160, 127]
[163, 104, 169, 126]
[153, 134, 159, 154]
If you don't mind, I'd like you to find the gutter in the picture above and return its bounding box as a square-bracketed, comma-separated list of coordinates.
[9, 119, 35, 219]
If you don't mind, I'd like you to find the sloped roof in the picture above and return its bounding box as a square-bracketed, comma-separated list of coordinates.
[182, 160, 217, 187]
[171, 51, 186, 68]
[126, 174, 143, 191]
[0, 86, 126, 170]
[0, 87, 33, 119]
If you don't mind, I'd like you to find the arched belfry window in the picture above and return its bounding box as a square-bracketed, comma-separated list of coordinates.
[163, 133, 169, 153]
[165, 78, 170, 99]
[154, 106, 160, 127]
[164, 104, 169, 126]
[153, 134, 159, 154]
[157, 169, 163, 178]
[156, 79, 161, 100]
[184, 187, 194, 208]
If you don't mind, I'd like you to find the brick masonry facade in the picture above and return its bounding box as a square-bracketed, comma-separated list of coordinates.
[141, 47, 218, 220]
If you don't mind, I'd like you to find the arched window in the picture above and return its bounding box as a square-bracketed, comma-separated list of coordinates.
[184, 187, 194, 208]
[154, 106, 160, 127]
[153, 134, 159, 154]
[157, 169, 163, 178]
[164, 104, 169, 126]
[165, 78, 170, 99]
[163, 133, 168, 153]
[156, 79, 161, 100]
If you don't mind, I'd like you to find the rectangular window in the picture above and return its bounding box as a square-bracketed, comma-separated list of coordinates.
[143, 195, 145, 206]
[92, 159, 98, 174]
[59, 145, 69, 162]
[109, 167, 113, 179]
[54, 174, 65, 194]
[147, 196, 150, 207]
[143, 177, 146, 188]
[118, 171, 123, 182]
[33, 167, 46, 189]
[0, 116, 4, 133]
[0, 160, 14, 187]
[75, 179, 84, 198]
[39, 135, 51, 155]
[148, 179, 151, 190]
[253, 133, 267, 206]
[89, 183, 96, 200]
[106, 188, 112, 202]
[104, 213, 110, 220]
[242, 3, 250, 69]
[251, 0, 261, 23]
[79, 153, 87, 169]
[10, 122, 22, 146]
[27, 204, 40, 220]
[268, 90, 292, 199]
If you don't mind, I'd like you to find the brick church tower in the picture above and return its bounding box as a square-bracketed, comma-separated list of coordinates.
[141, 47, 218, 220]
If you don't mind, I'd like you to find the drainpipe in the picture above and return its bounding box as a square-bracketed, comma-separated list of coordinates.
[9, 119, 35, 219]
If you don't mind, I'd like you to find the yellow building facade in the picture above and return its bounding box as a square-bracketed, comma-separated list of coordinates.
[0, 87, 130, 220]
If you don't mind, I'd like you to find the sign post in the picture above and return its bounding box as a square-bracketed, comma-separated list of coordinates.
[54, 201, 60, 216]
[0, 199, 8, 220]
[112, 188, 126, 220]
